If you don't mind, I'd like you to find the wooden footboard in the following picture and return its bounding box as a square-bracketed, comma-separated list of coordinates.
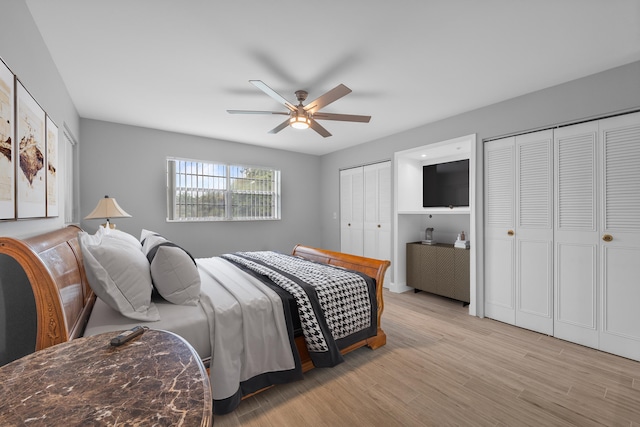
[291, 244, 390, 371]
[0, 227, 390, 375]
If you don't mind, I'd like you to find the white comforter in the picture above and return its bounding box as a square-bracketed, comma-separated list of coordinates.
[196, 257, 296, 403]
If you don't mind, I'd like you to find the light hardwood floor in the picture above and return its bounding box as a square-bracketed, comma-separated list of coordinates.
[215, 290, 640, 426]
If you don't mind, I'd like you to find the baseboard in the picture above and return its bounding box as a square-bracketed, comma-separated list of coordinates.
[385, 281, 413, 294]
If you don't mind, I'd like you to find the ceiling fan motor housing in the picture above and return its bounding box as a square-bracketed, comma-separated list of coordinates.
[295, 90, 308, 103]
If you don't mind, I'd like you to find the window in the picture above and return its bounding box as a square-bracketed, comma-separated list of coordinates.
[167, 157, 281, 221]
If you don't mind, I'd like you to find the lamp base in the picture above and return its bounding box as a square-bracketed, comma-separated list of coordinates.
[100, 223, 116, 229]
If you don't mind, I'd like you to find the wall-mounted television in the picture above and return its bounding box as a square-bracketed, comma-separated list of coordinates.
[423, 159, 469, 208]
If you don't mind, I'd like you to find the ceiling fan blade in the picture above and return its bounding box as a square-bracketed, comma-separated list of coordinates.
[304, 84, 352, 114]
[227, 110, 289, 115]
[250, 80, 297, 112]
[268, 119, 291, 134]
[313, 112, 371, 123]
[308, 118, 332, 138]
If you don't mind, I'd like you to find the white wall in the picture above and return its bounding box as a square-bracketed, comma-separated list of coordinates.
[79, 119, 323, 257]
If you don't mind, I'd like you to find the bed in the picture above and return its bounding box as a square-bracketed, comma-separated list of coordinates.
[0, 225, 390, 414]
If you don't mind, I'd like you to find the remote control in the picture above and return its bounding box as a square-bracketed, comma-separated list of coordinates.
[110, 326, 145, 346]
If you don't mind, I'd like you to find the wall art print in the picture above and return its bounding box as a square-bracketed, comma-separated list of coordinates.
[46, 116, 58, 217]
[16, 80, 46, 218]
[0, 58, 15, 220]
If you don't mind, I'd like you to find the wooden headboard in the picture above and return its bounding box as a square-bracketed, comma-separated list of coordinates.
[0, 226, 391, 358]
[0, 225, 95, 351]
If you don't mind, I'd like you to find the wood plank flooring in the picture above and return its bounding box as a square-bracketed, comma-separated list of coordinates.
[214, 290, 640, 426]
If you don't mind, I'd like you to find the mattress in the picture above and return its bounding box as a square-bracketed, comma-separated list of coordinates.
[83, 271, 214, 360]
[82, 259, 303, 362]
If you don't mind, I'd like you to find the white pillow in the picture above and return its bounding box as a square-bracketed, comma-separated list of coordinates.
[78, 229, 159, 321]
[102, 228, 142, 250]
[142, 232, 201, 306]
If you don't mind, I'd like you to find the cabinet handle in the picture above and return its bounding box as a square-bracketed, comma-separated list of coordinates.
[348, 223, 351, 227]
[507, 230, 515, 236]
[602, 234, 613, 242]
[377, 224, 381, 228]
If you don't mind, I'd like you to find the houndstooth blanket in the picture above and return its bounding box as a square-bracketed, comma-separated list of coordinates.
[222, 251, 378, 368]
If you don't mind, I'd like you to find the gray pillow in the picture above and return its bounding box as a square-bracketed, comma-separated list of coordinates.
[141, 230, 201, 306]
[78, 228, 159, 321]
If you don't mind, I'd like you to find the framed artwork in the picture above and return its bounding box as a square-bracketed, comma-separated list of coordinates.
[0, 58, 15, 220]
[16, 80, 46, 218]
[46, 116, 59, 217]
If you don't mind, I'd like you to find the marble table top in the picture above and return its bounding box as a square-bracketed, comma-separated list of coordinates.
[0, 329, 212, 426]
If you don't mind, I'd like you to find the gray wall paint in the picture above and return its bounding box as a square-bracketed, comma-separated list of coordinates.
[319, 60, 640, 295]
[79, 119, 322, 257]
[1, 1, 80, 363]
[0, 0, 80, 239]
[1, 1, 639, 359]
[320, 60, 640, 252]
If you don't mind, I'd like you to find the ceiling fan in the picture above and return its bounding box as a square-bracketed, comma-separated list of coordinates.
[227, 80, 371, 137]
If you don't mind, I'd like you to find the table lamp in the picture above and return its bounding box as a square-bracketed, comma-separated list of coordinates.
[84, 195, 131, 229]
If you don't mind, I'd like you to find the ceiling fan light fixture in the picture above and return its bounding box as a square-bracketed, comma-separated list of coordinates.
[229, 80, 370, 137]
[290, 115, 310, 130]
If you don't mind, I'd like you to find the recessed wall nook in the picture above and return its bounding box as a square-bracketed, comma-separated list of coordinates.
[393, 134, 477, 315]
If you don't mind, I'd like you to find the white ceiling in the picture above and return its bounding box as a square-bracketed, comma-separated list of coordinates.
[25, 0, 640, 156]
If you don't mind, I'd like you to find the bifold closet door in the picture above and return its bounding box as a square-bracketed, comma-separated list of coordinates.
[363, 162, 391, 262]
[340, 161, 391, 263]
[340, 167, 364, 256]
[514, 130, 553, 335]
[484, 112, 639, 361]
[484, 137, 516, 324]
[554, 121, 600, 349]
[598, 112, 640, 360]
[484, 131, 553, 334]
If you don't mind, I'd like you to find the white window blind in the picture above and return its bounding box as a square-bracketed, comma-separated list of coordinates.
[167, 157, 281, 221]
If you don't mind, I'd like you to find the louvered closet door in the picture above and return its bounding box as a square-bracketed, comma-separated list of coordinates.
[484, 137, 516, 324]
[554, 121, 599, 349]
[598, 112, 640, 360]
[515, 130, 553, 335]
[340, 167, 364, 256]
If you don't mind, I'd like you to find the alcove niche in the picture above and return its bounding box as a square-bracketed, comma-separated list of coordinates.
[392, 133, 477, 316]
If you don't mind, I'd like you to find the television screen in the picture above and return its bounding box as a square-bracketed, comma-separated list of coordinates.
[423, 159, 469, 208]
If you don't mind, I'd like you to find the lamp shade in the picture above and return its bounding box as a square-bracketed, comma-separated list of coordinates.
[84, 195, 132, 220]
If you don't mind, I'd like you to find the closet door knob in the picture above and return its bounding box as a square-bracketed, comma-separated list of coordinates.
[602, 234, 613, 242]
[507, 230, 515, 236]
[348, 223, 351, 227]
[377, 224, 381, 228]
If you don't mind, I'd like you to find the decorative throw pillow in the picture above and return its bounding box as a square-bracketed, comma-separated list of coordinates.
[140, 230, 201, 306]
[78, 228, 159, 321]
[139, 228, 158, 248]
